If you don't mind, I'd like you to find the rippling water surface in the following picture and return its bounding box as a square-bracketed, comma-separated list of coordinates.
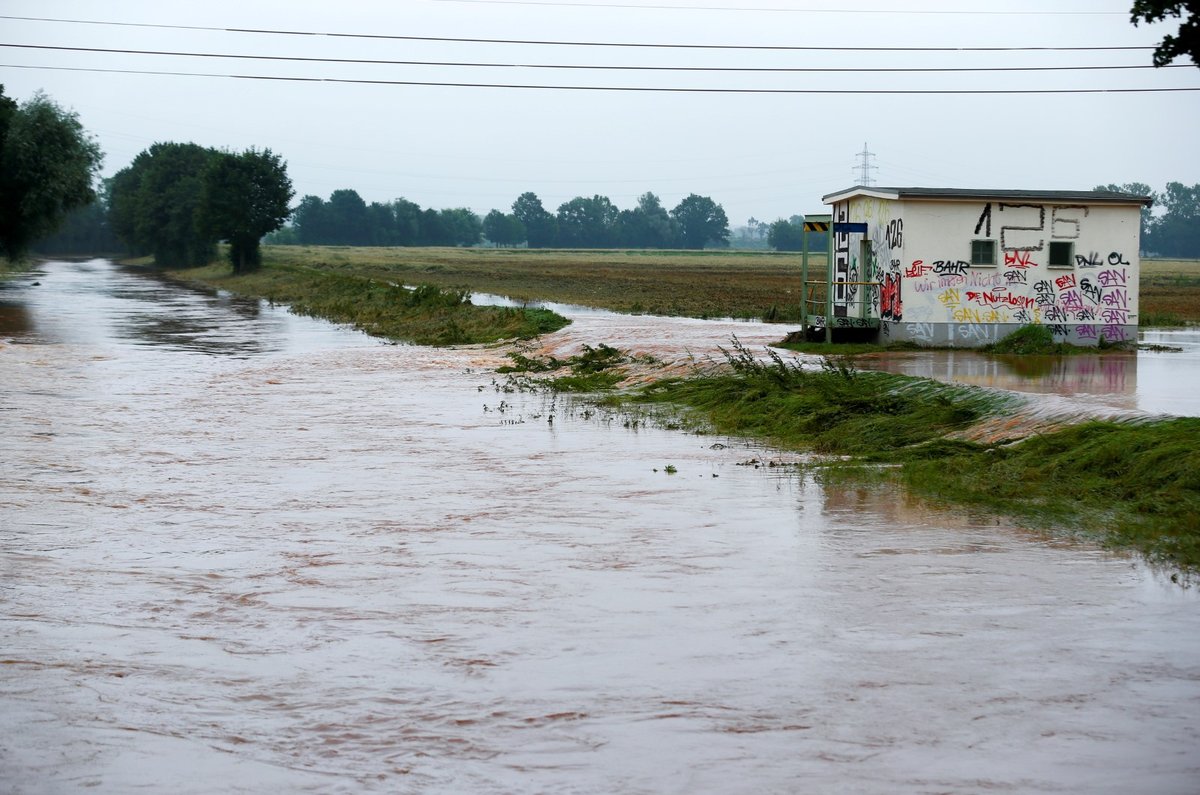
[2, 260, 1198, 794]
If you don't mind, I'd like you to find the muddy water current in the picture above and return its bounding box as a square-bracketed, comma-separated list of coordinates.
[2, 260, 1199, 794]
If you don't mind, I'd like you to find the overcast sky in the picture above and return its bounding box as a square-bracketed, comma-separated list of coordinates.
[1, 0, 1196, 227]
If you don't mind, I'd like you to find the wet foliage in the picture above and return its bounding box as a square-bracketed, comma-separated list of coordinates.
[174, 262, 568, 345]
[631, 337, 1013, 457]
[980, 324, 1134, 355]
[498, 343, 630, 392]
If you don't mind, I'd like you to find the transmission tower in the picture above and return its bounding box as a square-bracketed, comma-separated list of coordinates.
[854, 142, 878, 187]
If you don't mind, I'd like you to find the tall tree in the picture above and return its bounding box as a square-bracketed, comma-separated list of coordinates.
[0, 87, 103, 261]
[1153, 181, 1200, 256]
[418, 207, 447, 246]
[484, 210, 525, 247]
[391, 198, 422, 246]
[201, 148, 293, 273]
[512, 192, 557, 248]
[619, 192, 679, 248]
[326, 189, 370, 246]
[439, 208, 483, 247]
[292, 195, 331, 245]
[108, 142, 218, 267]
[671, 194, 730, 250]
[1131, 0, 1200, 66]
[767, 218, 805, 252]
[556, 195, 619, 248]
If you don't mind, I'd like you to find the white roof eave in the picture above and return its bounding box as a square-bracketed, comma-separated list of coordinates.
[822, 187, 901, 205]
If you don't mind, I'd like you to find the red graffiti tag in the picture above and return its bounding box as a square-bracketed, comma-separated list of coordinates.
[1003, 251, 1036, 269]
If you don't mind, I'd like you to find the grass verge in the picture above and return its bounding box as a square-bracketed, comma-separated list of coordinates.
[168, 260, 569, 345]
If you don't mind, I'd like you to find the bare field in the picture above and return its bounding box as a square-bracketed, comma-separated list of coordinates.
[262, 245, 821, 322]
[260, 246, 1200, 326]
[1140, 258, 1200, 324]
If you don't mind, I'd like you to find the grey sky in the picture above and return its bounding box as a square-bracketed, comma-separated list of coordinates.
[1, 0, 1196, 228]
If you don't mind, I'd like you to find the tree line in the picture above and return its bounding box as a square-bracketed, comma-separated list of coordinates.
[276, 190, 483, 248]
[276, 189, 733, 250]
[1096, 182, 1200, 259]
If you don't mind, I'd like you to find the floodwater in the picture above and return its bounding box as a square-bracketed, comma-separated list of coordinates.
[2, 260, 1199, 794]
[851, 330, 1200, 418]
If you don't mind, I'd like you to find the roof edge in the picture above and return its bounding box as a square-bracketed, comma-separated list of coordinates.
[822, 186, 1153, 207]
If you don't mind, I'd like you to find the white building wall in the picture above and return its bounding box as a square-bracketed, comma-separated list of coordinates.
[882, 199, 1139, 347]
[820, 196, 905, 331]
[848, 195, 904, 326]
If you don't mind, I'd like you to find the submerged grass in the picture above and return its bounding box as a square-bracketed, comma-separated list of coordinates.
[610, 339, 1200, 572]
[171, 260, 569, 345]
[498, 343, 632, 392]
[632, 338, 1015, 457]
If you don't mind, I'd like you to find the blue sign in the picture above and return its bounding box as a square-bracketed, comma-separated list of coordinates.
[833, 222, 868, 234]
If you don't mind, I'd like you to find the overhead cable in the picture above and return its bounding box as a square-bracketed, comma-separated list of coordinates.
[0, 15, 1154, 52]
[1, 43, 1183, 73]
[5, 63, 1197, 93]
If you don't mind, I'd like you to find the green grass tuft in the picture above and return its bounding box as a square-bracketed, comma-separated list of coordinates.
[170, 261, 569, 345]
[632, 338, 1014, 457]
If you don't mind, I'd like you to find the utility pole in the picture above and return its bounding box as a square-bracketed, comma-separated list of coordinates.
[854, 142, 878, 187]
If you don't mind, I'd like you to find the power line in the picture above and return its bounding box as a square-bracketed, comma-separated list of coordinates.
[3, 43, 1185, 74]
[0, 15, 1155, 52]
[6, 63, 1198, 93]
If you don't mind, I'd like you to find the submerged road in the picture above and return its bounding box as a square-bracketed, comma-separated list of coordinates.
[2, 260, 1198, 793]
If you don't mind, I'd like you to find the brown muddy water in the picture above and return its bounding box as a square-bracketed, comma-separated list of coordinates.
[2, 260, 1198, 794]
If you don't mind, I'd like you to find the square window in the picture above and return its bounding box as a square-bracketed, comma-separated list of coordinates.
[1048, 241, 1074, 268]
[970, 239, 996, 267]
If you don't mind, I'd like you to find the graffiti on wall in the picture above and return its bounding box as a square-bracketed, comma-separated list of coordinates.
[898, 202, 1133, 341]
[834, 203, 851, 317]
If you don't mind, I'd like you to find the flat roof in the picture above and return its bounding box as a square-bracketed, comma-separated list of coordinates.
[822, 186, 1154, 206]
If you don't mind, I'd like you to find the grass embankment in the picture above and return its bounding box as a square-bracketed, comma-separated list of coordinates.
[172, 260, 569, 345]
[261, 245, 813, 322]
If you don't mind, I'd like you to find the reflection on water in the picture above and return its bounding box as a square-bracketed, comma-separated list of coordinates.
[854, 333, 1200, 417]
[0, 258, 373, 357]
[858, 350, 1139, 408]
[2, 260, 1200, 794]
[0, 300, 35, 337]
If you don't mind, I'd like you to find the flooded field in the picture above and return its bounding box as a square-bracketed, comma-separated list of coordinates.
[2, 260, 1199, 794]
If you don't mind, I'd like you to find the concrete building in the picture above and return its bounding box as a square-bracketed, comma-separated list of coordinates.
[809, 187, 1152, 347]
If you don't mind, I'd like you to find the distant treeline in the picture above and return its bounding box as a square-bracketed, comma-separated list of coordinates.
[272, 190, 484, 248]
[35, 170, 1197, 260]
[272, 189, 735, 251]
